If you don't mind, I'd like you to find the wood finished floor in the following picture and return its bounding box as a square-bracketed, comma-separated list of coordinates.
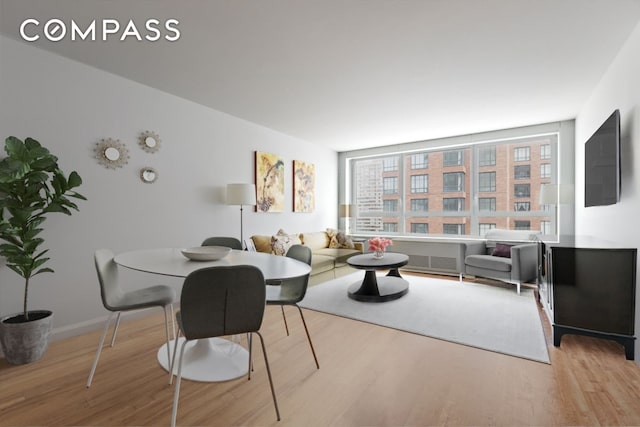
[1, 274, 640, 426]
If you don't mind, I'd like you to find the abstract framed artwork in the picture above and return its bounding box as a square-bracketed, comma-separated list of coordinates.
[255, 151, 285, 212]
[293, 160, 315, 212]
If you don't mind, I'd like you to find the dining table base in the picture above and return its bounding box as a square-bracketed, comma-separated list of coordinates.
[157, 337, 249, 382]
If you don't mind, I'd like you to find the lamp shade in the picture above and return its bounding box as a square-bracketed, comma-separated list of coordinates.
[226, 183, 256, 206]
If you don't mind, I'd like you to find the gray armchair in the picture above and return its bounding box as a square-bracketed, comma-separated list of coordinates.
[460, 229, 540, 294]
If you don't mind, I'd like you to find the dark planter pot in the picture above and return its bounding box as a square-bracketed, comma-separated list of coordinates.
[0, 310, 53, 365]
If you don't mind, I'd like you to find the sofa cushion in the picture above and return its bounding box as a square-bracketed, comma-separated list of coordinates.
[326, 228, 356, 249]
[492, 243, 513, 258]
[465, 254, 512, 272]
[313, 247, 360, 264]
[311, 254, 335, 275]
[270, 229, 302, 255]
[301, 231, 330, 251]
[251, 235, 272, 253]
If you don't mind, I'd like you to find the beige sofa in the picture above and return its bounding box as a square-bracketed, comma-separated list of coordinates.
[251, 231, 363, 285]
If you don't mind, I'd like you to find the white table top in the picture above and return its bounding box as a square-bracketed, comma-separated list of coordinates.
[114, 248, 311, 280]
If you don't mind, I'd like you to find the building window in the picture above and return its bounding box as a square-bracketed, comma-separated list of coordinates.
[411, 223, 428, 234]
[383, 176, 398, 194]
[443, 198, 465, 211]
[514, 147, 530, 161]
[383, 157, 398, 172]
[443, 224, 465, 235]
[478, 197, 496, 211]
[479, 223, 496, 235]
[410, 153, 428, 169]
[541, 221, 551, 235]
[541, 144, 551, 160]
[514, 165, 530, 180]
[540, 163, 551, 179]
[346, 130, 558, 237]
[443, 150, 464, 166]
[410, 198, 428, 211]
[479, 146, 496, 166]
[514, 220, 530, 230]
[383, 199, 398, 212]
[410, 174, 428, 193]
[383, 222, 398, 232]
[479, 172, 496, 192]
[514, 184, 530, 198]
[443, 172, 465, 192]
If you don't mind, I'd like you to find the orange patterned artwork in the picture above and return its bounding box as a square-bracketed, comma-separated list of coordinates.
[255, 151, 285, 212]
[293, 160, 315, 212]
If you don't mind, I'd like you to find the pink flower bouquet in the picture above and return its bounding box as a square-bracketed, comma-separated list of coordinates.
[368, 237, 392, 253]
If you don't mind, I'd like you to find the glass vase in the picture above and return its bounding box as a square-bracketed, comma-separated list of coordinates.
[373, 250, 384, 259]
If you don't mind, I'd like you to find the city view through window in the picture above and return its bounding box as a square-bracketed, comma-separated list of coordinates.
[347, 134, 557, 237]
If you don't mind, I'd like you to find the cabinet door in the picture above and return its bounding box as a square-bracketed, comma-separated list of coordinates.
[552, 247, 636, 335]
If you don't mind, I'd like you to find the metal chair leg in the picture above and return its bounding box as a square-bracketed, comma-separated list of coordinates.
[247, 332, 253, 380]
[170, 339, 189, 427]
[296, 305, 319, 369]
[256, 331, 280, 421]
[110, 312, 122, 347]
[163, 305, 172, 364]
[86, 312, 116, 388]
[280, 305, 290, 336]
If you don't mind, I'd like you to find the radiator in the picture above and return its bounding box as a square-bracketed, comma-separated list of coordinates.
[389, 239, 465, 274]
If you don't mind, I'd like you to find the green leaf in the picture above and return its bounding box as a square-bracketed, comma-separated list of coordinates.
[68, 171, 82, 188]
[33, 267, 54, 276]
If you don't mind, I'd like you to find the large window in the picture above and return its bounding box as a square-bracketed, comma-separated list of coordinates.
[479, 146, 496, 166]
[383, 199, 397, 212]
[479, 197, 496, 211]
[443, 150, 464, 166]
[410, 175, 428, 193]
[443, 172, 465, 192]
[411, 223, 428, 234]
[345, 129, 560, 238]
[479, 172, 496, 192]
[383, 177, 398, 194]
[410, 153, 428, 169]
[410, 198, 428, 211]
[444, 198, 465, 211]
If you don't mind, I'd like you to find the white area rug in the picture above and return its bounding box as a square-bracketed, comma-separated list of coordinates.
[300, 272, 550, 364]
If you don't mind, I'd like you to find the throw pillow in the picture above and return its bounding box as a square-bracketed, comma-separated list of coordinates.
[492, 243, 513, 258]
[335, 230, 355, 249]
[270, 229, 301, 256]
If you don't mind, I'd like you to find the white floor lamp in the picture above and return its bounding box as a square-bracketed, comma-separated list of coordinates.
[226, 183, 256, 248]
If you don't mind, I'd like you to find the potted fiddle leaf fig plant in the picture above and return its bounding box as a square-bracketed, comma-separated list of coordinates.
[0, 136, 86, 364]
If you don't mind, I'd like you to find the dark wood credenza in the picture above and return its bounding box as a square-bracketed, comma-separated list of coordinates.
[537, 236, 637, 360]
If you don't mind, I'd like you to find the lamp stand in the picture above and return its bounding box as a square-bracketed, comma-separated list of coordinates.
[239, 204, 245, 248]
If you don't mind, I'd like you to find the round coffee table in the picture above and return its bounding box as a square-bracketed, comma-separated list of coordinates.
[346, 252, 409, 302]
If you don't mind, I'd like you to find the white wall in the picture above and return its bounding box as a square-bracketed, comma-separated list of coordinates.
[574, 21, 640, 366]
[0, 35, 338, 342]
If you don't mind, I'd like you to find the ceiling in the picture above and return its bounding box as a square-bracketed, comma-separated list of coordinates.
[2, 0, 640, 152]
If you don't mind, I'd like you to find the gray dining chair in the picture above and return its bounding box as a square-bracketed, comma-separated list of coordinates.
[201, 236, 242, 250]
[266, 244, 319, 369]
[87, 249, 176, 388]
[169, 265, 280, 426]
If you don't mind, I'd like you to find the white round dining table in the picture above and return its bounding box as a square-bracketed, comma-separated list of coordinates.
[114, 248, 311, 383]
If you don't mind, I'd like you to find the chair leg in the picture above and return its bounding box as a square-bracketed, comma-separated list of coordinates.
[459, 273, 463, 283]
[255, 331, 281, 421]
[169, 329, 182, 385]
[163, 305, 172, 364]
[517, 282, 521, 295]
[109, 312, 122, 347]
[296, 305, 319, 369]
[247, 332, 253, 380]
[170, 339, 189, 427]
[280, 305, 290, 336]
[86, 311, 117, 388]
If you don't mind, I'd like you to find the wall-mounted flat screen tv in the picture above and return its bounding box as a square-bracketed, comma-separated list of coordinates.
[585, 109, 621, 207]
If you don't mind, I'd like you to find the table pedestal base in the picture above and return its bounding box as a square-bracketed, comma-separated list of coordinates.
[158, 337, 249, 382]
[348, 272, 409, 302]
